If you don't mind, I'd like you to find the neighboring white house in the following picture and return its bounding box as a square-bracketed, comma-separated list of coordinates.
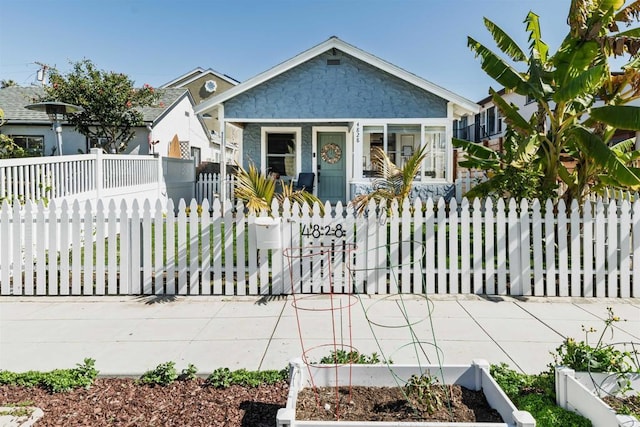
[161, 67, 242, 164]
[0, 86, 216, 165]
[456, 86, 640, 156]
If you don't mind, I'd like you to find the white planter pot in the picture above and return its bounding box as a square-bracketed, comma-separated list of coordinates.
[555, 367, 640, 427]
[277, 359, 535, 427]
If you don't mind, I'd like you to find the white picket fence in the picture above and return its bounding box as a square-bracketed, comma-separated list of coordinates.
[1, 196, 639, 297]
[195, 173, 235, 203]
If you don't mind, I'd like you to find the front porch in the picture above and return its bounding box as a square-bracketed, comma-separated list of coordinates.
[239, 119, 456, 204]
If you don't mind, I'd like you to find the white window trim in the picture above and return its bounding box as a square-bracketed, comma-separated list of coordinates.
[261, 127, 302, 177]
[356, 119, 451, 182]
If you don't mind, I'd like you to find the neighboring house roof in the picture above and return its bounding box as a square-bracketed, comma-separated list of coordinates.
[139, 88, 193, 123]
[477, 88, 507, 106]
[194, 37, 479, 117]
[160, 67, 240, 89]
[0, 86, 200, 128]
[0, 86, 52, 124]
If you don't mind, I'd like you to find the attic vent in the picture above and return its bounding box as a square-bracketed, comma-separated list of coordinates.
[327, 58, 341, 66]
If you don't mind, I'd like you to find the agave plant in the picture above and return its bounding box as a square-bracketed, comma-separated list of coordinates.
[351, 144, 429, 215]
[234, 162, 322, 215]
[454, 0, 640, 205]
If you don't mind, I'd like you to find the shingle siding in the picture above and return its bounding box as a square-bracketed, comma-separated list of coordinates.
[225, 50, 448, 119]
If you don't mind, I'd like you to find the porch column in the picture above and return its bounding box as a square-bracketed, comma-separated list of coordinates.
[446, 103, 455, 183]
[352, 121, 363, 179]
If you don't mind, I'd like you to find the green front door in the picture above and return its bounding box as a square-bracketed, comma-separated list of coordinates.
[317, 132, 346, 204]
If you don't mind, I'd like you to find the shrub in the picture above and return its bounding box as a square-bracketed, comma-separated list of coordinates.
[0, 358, 98, 393]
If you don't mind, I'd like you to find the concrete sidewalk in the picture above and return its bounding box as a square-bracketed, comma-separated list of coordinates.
[0, 294, 638, 376]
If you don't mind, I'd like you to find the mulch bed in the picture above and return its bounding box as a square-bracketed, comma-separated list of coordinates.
[0, 378, 289, 427]
[1, 379, 505, 425]
[296, 384, 503, 423]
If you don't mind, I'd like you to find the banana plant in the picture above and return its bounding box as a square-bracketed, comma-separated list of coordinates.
[456, 0, 640, 204]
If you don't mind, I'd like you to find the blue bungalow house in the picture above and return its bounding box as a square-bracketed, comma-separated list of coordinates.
[194, 37, 479, 204]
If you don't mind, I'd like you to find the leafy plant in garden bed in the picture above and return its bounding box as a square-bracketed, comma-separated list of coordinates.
[550, 307, 640, 423]
[491, 363, 591, 427]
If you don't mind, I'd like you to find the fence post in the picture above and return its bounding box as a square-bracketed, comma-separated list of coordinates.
[90, 148, 103, 204]
[156, 154, 165, 204]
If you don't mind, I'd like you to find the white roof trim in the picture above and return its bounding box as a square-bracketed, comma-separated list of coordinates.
[172, 69, 239, 88]
[160, 68, 206, 88]
[194, 37, 479, 116]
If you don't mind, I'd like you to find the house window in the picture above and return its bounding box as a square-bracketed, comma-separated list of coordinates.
[388, 124, 420, 167]
[479, 110, 487, 138]
[89, 137, 111, 152]
[525, 94, 535, 105]
[422, 127, 447, 180]
[454, 116, 469, 140]
[266, 133, 296, 178]
[191, 147, 201, 166]
[10, 135, 44, 156]
[363, 125, 383, 174]
[487, 107, 496, 135]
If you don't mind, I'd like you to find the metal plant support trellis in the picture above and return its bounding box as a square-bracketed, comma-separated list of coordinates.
[284, 240, 448, 421]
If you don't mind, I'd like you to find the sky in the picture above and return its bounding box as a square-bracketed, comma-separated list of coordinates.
[1, 0, 578, 102]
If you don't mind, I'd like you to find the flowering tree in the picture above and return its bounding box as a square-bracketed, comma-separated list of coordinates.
[43, 60, 159, 153]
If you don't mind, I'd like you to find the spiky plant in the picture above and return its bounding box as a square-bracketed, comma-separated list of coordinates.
[234, 162, 322, 215]
[351, 144, 429, 215]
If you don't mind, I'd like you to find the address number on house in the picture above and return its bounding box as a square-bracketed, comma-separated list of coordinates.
[302, 224, 345, 238]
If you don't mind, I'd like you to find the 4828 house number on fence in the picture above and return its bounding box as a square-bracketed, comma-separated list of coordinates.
[301, 223, 345, 238]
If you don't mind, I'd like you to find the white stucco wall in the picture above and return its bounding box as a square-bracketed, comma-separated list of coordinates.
[140, 96, 214, 162]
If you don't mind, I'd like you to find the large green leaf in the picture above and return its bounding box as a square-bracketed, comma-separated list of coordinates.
[489, 89, 533, 134]
[483, 18, 527, 62]
[590, 105, 640, 130]
[553, 40, 601, 86]
[511, 134, 541, 167]
[453, 138, 501, 171]
[571, 126, 640, 188]
[616, 27, 640, 37]
[452, 138, 500, 160]
[468, 37, 529, 91]
[525, 11, 549, 63]
[553, 64, 607, 103]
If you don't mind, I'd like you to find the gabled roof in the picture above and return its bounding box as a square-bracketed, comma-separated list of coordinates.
[194, 37, 479, 116]
[0, 86, 194, 125]
[160, 67, 239, 89]
[139, 88, 193, 123]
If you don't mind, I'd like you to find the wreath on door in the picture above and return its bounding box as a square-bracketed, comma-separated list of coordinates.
[320, 143, 342, 164]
